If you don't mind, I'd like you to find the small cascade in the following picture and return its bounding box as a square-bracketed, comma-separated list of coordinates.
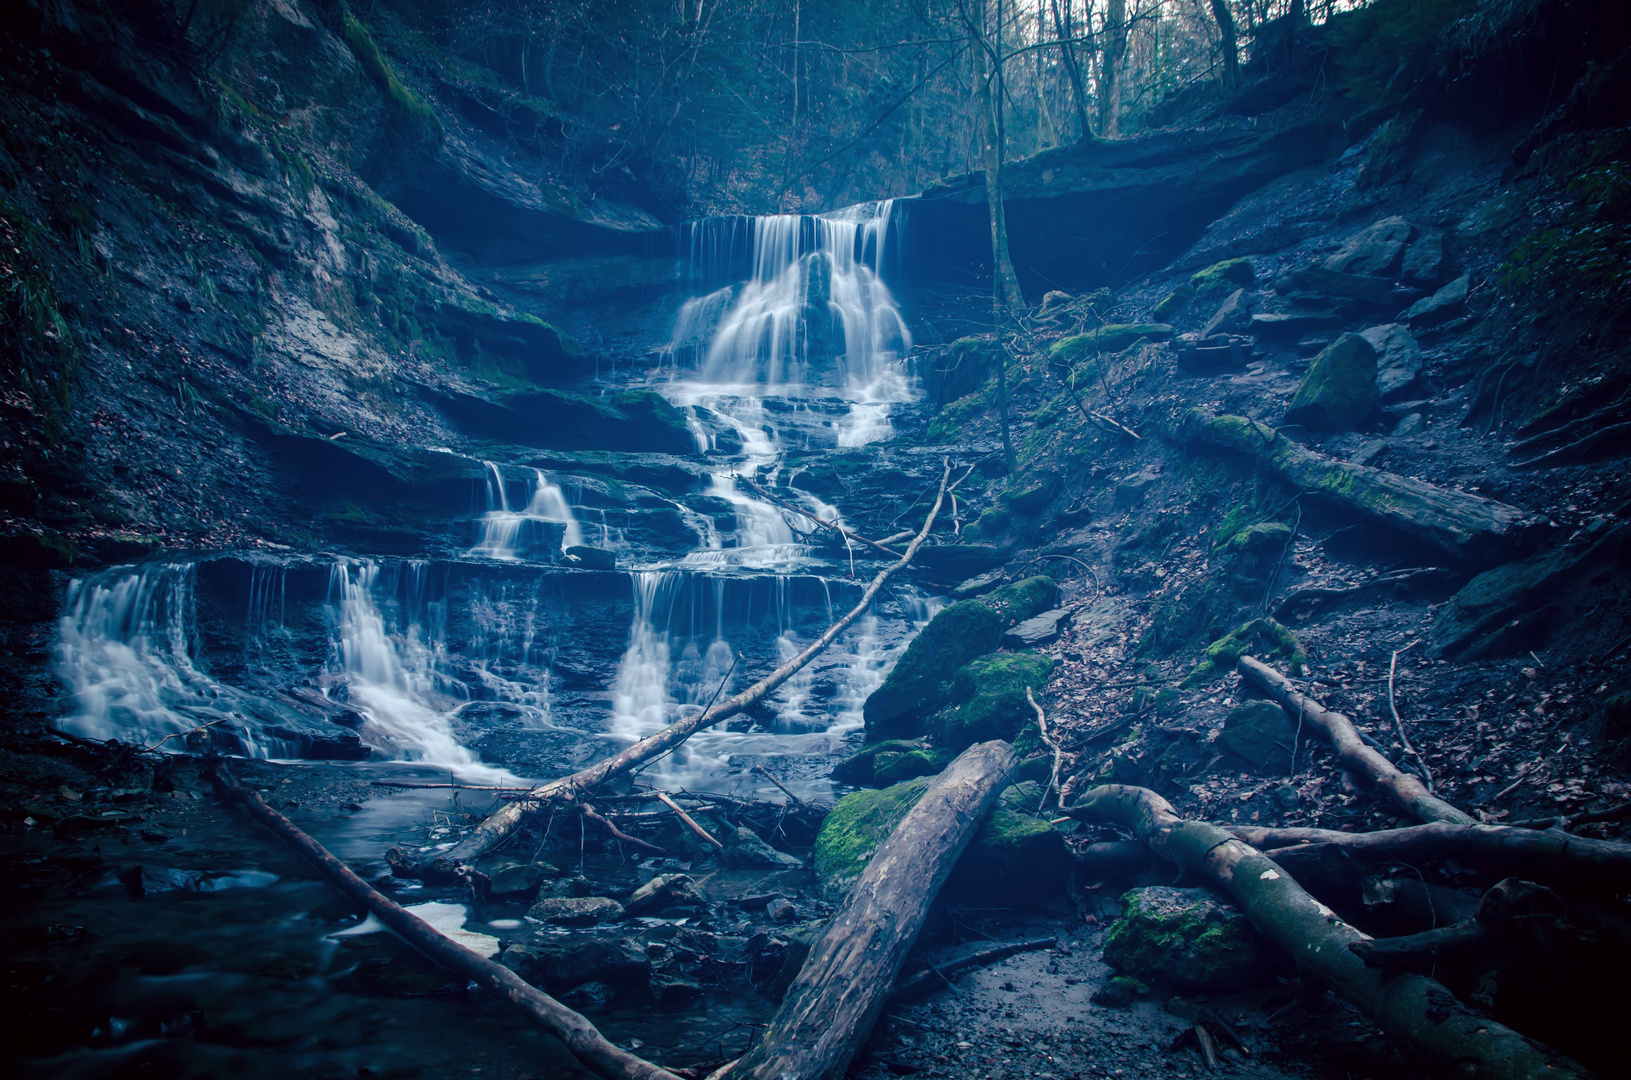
[53, 563, 270, 752]
[327, 560, 514, 783]
[470, 462, 586, 561]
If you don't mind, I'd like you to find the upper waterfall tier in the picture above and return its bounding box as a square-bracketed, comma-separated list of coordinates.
[666, 201, 912, 396]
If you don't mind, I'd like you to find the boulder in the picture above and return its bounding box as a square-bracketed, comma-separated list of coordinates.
[500, 937, 650, 992]
[863, 576, 1059, 740]
[1359, 323, 1423, 399]
[1401, 232, 1446, 284]
[1284, 332, 1379, 431]
[1115, 467, 1161, 505]
[1005, 472, 1061, 513]
[1219, 700, 1298, 775]
[625, 874, 705, 917]
[1407, 273, 1470, 327]
[1224, 521, 1292, 554]
[929, 651, 1055, 749]
[1152, 282, 1195, 321]
[1201, 288, 1252, 337]
[723, 826, 803, 870]
[949, 570, 1006, 599]
[815, 778, 933, 897]
[1324, 215, 1413, 276]
[527, 896, 626, 926]
[1276, 266, 1396, 307]
[484, 859, 556, 899]
[925, 337, 1000, 405]
[1189, 257, 1255, 299]
[910, 544, 1010, 579]
[872, 746, 956, 786]
[1001, 608, 1072, 648]
[563, 545, 617, 570]
[832, 738, 930, 786]
[1248, 299, 1345, 338]
[1103, 886, 1273, 991]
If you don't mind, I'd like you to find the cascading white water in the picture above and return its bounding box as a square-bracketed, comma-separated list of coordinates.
[327, 559, 515, 783]
[53, 563, 273, 753]
[469, 461, 586, 561]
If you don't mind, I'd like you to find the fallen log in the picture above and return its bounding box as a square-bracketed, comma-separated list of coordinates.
[1225, 821, 1631, 892]
[1236, 655, 1474, 826]
[206, 763, 682, 1080]
[889, 936, 1057, 1000]
[1350, 878, 1565, 971]
[433, 460, 954, 869]
[1183, 408, 1545, 563]
[735, 740, 1018, 1080]
[1074, 784, 1587, 1080]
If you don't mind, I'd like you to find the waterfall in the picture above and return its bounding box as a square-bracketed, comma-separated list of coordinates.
[469, 462, 586, 561]
[327, 559, 515, 783]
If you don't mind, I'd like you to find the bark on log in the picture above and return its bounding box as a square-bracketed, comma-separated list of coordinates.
[1075, 784, 1587, 1080]
[736, 740, 1019, 1080]
[437, 460, 954, 868]
[207, 764, 682, 1080]
[1183, 409, 1545, 563]
[1226, 821, 1631, 891]
[1237, 654, 1475, 826]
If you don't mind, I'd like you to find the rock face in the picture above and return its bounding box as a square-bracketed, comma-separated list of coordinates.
[1324, 215, 1414, 275]
[1103, 886, 1273, 991]
[1219, 701, 1298, 775]
[862, 576, 1059, 741]
[1283, 332, 1379, 430]
[1360, 323, 1423, 398]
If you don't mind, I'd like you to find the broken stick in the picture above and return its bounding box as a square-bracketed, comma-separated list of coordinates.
[736, 741, 1019, 1080]
[207, 763, 682, 1080]
[889, 937, 1056, 999]
[434, 459, 954, 870]
[1074, 784, 1587, 1080]
[655, 790, 724, 849]
[1236, 654, 1474, 825]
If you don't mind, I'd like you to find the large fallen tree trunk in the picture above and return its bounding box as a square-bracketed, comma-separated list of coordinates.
[1226, 820, 1631, 892]
[437, 460, 953, 869]
[207, 763, 682, 1080]
[1237, 654, 1475, 826]
[1183, 408, 1546, 563]
[1074, 784, 1587, 1080]
[735, 740, 1019, 1080]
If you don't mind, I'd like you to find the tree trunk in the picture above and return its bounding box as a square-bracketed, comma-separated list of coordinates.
[1183, 409, 1546, 563]
[1237, 654, 1475, 826]
[1100, 0, 1127, 136]
[1074, 785, 1588, 1080]
[1209, 0, 1239, 87]
[737, 741, 1020, 1080]
[208, 765, 682, 1080]
[1052, 0, 1094, 139]
[970, 3, 1020, 473]
[436, 460, 953, 868]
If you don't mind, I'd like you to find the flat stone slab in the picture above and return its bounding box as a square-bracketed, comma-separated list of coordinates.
[1001, 608, 1073, 648]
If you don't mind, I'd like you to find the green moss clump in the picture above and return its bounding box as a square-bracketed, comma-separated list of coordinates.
[862, 576, 1059, 741]
[1103, 886, 1271, 991]
[1189, 258, 1254, 300]
[339, 8, 443, 136]
[873, 747, 957, 786]
[1152, 282, 1195, 321]
[931, 652, 1054, 749]
[1224, 521, 1292, 554]
[814, 778, 931, 894]
[1184, 618, 1306, 687]
[926, 379, 996, 442]
[1050, 324, 1174, 362]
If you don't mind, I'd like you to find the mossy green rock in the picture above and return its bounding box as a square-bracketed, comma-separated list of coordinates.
[873, 747, 958, 786]
[1184, 618, 1306, 687]
[1152, 282, 1196, 321]
[930, 652, 1055, 749]
[1103, 886, 1272, 991]
[1190, 257, 1255, 299]
[1049, 323, 1174, 362]
[1224, 521, 1292, 554]
[814, 778, 1069, 902]
[831, 739, 929, 786]
[863, 576, 1060, 741]
[1284, 332, 1378, 431]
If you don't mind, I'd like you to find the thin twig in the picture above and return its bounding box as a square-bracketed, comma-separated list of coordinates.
[140, 716, 228, 753]
[752, 764, 807, 810]
[656, 791, 724, 849]
[1027, 686, 1064, 813]
[1388, 640, 1430, 788]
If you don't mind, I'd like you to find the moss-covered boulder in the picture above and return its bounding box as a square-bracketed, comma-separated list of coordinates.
[1190, 257, 1255, 300]
[1184, 618, 1306, 686]
[1223, 521, 1292, 554]
[814, 778, 1069, 902]
[831, 739, 929, 786]
[930, 652, 1055, 749]
[1103, 886, 1272, 991]
[1005, 471, 1061, 514]
[1283, 332, 1378, 431]
[925, 336, 1000, 406]
[874, 746, 958, 786]
[1153, 282, 1196, 321]
[1219, 700, 1297, 775]
[1049, 324, 1174, 362]
[863, 576, 1060, 741]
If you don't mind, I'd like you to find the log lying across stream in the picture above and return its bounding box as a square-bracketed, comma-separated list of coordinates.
[735, 740, 1019, 1080]
[433, 459, 954, 870]
[1236, 654, 1475, 826]
[1074, 784, 1588, 1080]
[206, 763, 683, 1080]
[1183, 408, 1546, 563]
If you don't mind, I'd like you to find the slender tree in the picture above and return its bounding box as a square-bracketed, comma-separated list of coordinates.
[1210, 0, 1240, 87]
[1100, 0, 1128, 136]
